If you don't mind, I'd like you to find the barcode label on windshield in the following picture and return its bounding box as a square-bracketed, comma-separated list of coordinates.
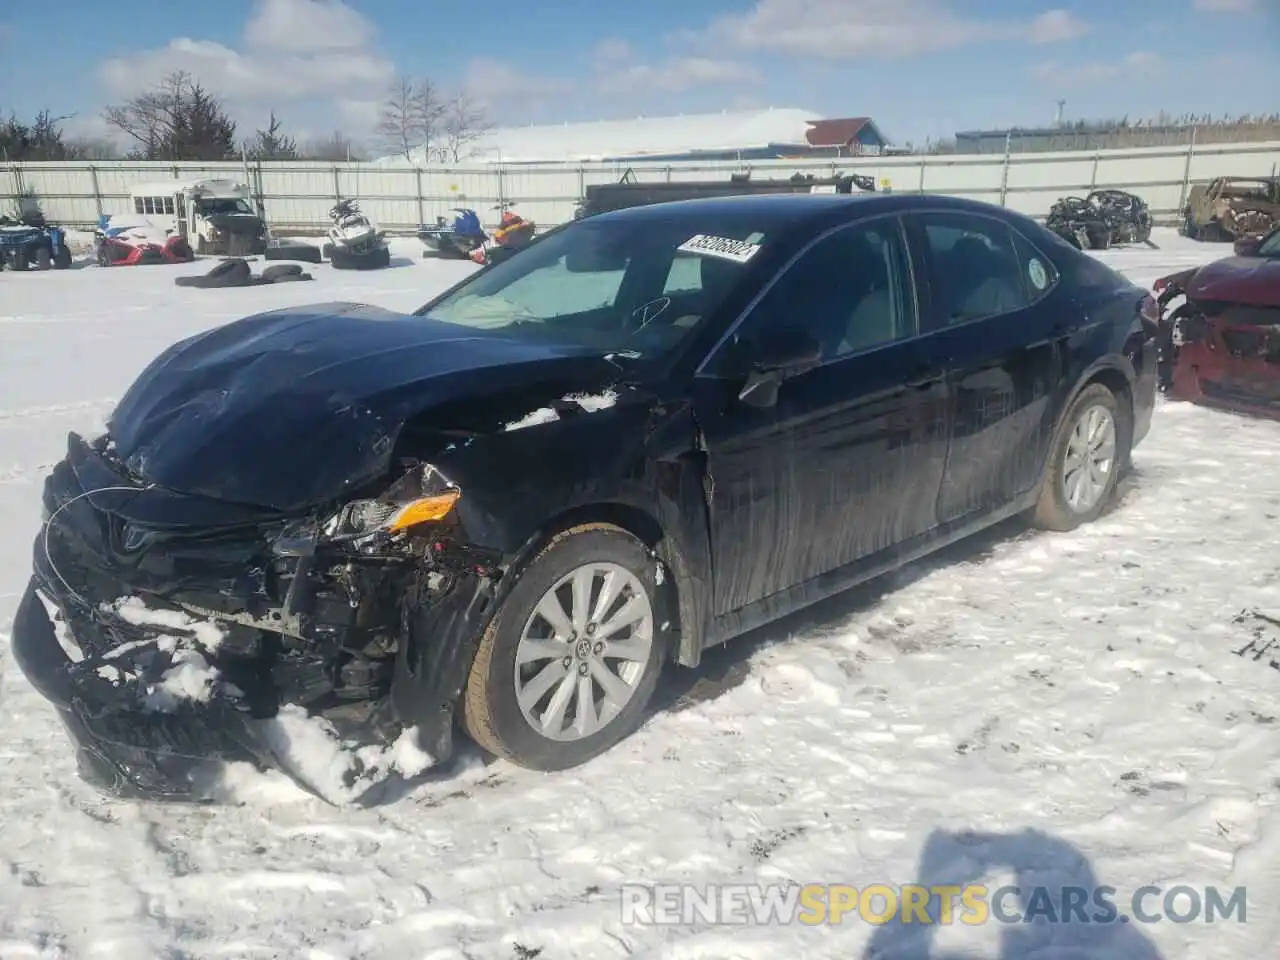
[676, 234, 762, 264]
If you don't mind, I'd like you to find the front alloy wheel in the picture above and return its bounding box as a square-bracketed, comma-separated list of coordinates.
[1032, 382, 1129, 531]
[462, 524, 666, 770]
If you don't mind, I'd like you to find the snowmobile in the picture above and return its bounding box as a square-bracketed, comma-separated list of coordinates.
[417, 208, 488, 259]
[467, 205, 537, 266]
[417, 204, 537, 266]
[322, 198, 390, 270]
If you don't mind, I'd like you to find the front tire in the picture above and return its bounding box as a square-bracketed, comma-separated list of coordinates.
[1032, 383, 1130, 532]
[462, 523, 666, 770]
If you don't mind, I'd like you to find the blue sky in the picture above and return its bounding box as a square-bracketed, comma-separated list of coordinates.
[0, 0, 1276, 150]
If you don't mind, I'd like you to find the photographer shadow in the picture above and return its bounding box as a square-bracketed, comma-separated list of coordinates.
[863, 827, 1164, 960]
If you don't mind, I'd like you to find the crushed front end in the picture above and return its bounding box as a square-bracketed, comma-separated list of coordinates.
[1154, 276, 1280, 418]
[11, 432, 500, 802]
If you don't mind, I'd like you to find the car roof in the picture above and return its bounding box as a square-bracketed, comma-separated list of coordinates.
[585, 191, 1025, 231]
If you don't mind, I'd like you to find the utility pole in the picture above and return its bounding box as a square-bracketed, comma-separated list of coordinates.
[1055, 99, 1066, 126]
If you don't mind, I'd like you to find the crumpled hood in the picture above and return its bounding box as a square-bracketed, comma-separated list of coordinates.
[1188, 256, 1280, 308]
[108, 302, 615, 511]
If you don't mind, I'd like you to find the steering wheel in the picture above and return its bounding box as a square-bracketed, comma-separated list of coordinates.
[628, 296, 671, 332]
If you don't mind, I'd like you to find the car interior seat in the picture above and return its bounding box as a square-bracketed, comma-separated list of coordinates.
[838, 239, 899, 355]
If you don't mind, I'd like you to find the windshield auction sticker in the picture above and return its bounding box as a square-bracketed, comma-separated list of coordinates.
[677, 234, 762, 263]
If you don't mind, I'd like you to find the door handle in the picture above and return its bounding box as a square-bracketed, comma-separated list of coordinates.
[905, 366, 944, 388]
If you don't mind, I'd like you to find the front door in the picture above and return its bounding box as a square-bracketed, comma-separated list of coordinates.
[691, 215, 950, 618]
[904, 210, 1069, 525]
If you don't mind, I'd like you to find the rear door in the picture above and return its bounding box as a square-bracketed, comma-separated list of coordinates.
[691, 214, 950, 616]
[903, 210, 1070, 525]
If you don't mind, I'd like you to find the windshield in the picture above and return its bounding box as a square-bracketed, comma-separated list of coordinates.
[196, 197, 255, 216]
[418, 214, 773, 358]
[1257, 229, 1280, 257]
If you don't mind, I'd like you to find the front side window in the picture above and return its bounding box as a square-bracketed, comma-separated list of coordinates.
[716, 218, 915, 368]
[917, 212, 1034, 324]
[420, 214, 775, 359]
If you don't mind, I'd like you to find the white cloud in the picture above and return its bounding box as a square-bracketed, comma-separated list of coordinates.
[600, 57, 760, 94]
[244, 0, 375, 52]
[465, 39, 758, 114]
[1192, 0, 1257, 10]
[1026, 9, 1092, 43]
[698, 0, 1090, 59]
[463, 58, 573, 108]
[96, 0, 394, 111]
[1031, 50, 1163, 88]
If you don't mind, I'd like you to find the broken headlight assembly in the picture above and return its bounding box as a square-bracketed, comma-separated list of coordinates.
[272, 464, 461, 556]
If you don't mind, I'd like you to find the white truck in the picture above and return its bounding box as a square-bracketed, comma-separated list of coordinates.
[125, 178, 268, 256]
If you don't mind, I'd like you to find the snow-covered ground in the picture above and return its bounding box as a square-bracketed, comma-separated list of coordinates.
[1, 231, 1277, 959]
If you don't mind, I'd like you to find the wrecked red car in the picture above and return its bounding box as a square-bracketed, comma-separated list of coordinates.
[1155, 230, 1280, 418]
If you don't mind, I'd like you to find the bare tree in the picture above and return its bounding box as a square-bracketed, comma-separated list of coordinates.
[102, 71, 237, 161]
[376, 76, 445, 162]
[435, 93, 491, 163]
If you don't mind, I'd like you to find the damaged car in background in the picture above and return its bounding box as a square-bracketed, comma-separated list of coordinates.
[1182, 176, 1280, 242]
[1045, 189, 1154, 251]
[1154, 228, 1280, 418]
[13, 193, 1158, 804]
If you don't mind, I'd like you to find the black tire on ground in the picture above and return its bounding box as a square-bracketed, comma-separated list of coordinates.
[264, 243, 323, 264]
[34, 245, 52, 270]
[10, 249, 29, 271]
[330, 245, 391, 270]
[1031, 383, 1131, 532]
[462, 523, 668, 771]
[53, 245, 72, 269]
[321, 243, 334, 259]
[260, 263, 304, 282]
[174, 258, 253, 288]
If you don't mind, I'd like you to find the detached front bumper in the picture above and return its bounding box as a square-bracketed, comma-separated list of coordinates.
[10, 579, 265, 801]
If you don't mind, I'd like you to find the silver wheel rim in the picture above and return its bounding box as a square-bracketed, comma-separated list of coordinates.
[514, 562, 654, 742]
[1062, 403, 1116, 513]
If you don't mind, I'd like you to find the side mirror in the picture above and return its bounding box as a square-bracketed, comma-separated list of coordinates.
[751, 326, 823, 372]
[735, 327, 822, 408]
[1233, 235, 1262, 257]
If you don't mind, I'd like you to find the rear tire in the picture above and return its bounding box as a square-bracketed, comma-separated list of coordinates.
[34, 246, 52, 270]
[53, 245, 72, 269]
[462, 524, 666, 770]
[1032, 383, 1130, 532]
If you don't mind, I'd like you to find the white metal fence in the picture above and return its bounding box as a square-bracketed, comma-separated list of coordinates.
[5, 140, 1279, 234]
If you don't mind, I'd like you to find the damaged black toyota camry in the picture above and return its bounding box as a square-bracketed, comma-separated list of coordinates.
[13, 193, 1158, 802]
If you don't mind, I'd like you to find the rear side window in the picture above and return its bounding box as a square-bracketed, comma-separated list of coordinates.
[917, 212, 1033, 325]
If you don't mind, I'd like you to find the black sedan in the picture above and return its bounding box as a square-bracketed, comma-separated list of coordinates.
[12, 193, 1159, 800]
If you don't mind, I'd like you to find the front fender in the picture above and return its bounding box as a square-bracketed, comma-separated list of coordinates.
[390, 397, 713, 745]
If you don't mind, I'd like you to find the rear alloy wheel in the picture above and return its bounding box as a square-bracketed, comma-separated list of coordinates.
[1032, 383, 1129, 531]
[462, 524, 665, 770]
